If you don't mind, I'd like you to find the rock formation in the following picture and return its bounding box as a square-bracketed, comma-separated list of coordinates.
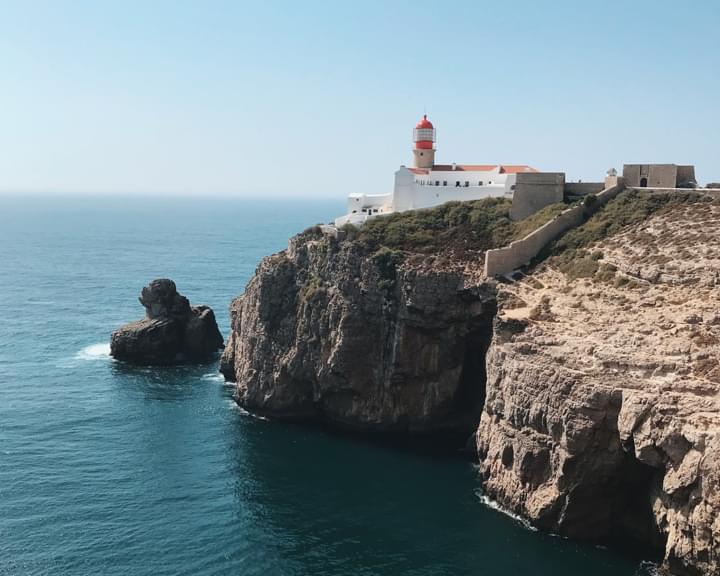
[111, 279, 223, 365]
[223, 194, 720, 575]
[220, 227, 496, 436]
[478, 200, 720, 575]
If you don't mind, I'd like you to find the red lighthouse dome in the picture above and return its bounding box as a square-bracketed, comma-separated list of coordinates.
[415, 114, 434, 130]
[413, 115, 435, 150]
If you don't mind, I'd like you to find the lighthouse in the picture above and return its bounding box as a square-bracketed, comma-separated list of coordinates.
[333, 111, 538, 227]
[412, 115, 436, 169]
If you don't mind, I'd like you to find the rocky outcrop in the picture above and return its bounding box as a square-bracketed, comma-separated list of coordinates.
[223, 196, 720, 575]
[477, 201, 720, 575]
[221, 229, 496, 436]
[111, 279, 223, 365]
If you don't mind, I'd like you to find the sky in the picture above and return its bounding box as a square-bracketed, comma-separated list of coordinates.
[1, 0, 718, 197]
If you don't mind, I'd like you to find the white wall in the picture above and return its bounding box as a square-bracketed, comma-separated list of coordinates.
[334, 167, 517, 227]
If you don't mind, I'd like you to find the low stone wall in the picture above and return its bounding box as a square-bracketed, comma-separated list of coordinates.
[564, 182, 604, 196]
[320, 224, 347, 240]
[484, 184, 625, 277]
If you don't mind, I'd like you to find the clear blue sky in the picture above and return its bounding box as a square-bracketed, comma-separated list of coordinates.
[1, 0, 718, 196]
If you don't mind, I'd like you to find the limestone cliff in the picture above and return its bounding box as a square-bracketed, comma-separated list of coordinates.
[222, 193, 720, 575]
[220, 226, 496, 435]
[478, 198, 720, 574]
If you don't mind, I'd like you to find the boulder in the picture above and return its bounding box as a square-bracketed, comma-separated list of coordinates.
[111, 279, 223, 365]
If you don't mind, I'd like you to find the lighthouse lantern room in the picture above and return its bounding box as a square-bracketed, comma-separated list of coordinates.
[412, 115, 436, 169]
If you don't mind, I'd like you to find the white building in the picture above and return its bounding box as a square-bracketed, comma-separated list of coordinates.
[335, 115, 537, 226]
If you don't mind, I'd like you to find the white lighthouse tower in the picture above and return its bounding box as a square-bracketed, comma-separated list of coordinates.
[412, 114, 436, 169]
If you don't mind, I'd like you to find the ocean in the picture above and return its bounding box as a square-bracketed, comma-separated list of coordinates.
[0, 194, 657, 575]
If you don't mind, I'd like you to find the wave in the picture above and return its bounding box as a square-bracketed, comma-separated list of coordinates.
[75, 342, 111, 360]
[227, 399, 269, 420]
[474, 489, 538, 531]
[475, 488, 661, 574]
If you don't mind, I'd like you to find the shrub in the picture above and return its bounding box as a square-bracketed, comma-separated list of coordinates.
[300, 275, 324, 302]
[355, 197, 516, 255]
[301, 224, 323, 238]
[583, 194, 598, 210]
[344, 197, 568, 262]
[510, 202, 567, 240]
[339, 223, 359, 241]
[554, 249, 600, 280]
[372, 247, 405, 293]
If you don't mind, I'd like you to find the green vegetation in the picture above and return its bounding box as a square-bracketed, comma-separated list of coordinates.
[343, 197, 570, 259]
[549, 189, 711, 283]
[300, 224, 323, 238]
[509, 202, 567, 240]
[371, 247, 405, 293]
[353, 197, 514, 254]
[300, 275, 324, 302]
[551, 189, 709, 254]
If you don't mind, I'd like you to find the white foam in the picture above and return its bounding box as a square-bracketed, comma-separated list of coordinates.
[475, 489, 538, 531]
[476, 489, 662, 574]
[202, 372, 225, 383]
[227, 400, 269, 420]
[76, 342, 111, 360]
[635, 561, 662, 576]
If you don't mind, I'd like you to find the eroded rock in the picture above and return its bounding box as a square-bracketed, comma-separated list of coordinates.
[477, 201, 720, 575]
[111, 279, 223, 365]
[220, 229, 496, 437]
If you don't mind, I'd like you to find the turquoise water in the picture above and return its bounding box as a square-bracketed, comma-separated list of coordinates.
[0, 195, 656, 575]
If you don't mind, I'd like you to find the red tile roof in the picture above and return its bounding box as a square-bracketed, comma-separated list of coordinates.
[498, 165, 538, 174]
[429, 164, 537, 173]
[408, 168, 429, 175]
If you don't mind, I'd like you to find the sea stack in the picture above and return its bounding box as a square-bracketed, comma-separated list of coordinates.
[111, 279, 223, 365]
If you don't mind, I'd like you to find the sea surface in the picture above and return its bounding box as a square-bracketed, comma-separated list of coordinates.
[0, 195, 657, 575]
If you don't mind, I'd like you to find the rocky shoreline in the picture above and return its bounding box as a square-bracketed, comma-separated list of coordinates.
[220, 194, 720, 575]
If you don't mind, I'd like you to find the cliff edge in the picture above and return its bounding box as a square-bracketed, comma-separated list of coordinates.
[478, 194, 720, 574]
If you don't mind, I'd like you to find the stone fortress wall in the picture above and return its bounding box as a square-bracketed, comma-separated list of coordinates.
[484, 163, 709, 277]
[563, 182, 605, 196]
[484, 183, 625, 277]
[509, 172, 565, 220]
[623, 164, 696, 188]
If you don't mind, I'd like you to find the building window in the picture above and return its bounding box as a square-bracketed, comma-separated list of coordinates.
[464, 181, 469, 187]
[443, 180, 447, 186]
[435, 180, 439, 186]
[488, 180, 493, 185]
[455, 181, 460, 187]
[478, 181, 483, 186]
[373, 209, 378, 213]
[352, 210, 357, 213]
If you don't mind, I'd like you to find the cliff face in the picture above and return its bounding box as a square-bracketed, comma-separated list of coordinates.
[477, 200, 720, 574]
[221, 229, 496, 435]
[222, 195, 720, 575]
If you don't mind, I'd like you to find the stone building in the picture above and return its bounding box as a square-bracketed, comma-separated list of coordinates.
[623, 164, 696, 188]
